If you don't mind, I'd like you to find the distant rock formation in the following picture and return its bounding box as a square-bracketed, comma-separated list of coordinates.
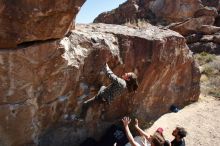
[0, 0, 85, 48]
[94, 0, 207, 24]
[94, 0, 220, 54]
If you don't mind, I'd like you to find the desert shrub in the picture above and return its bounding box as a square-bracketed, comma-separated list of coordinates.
[194, 52, 216, 65]
[194, 51, 220, 98]
[209, 77, 220, 88]
[209, 89, 220, 98]
[209, 60, 220, 72]
[207, 76, 220, 98]
[137, 19, 150, 28]
[202, 65, 215, 76]
[125, 19, 150, 28]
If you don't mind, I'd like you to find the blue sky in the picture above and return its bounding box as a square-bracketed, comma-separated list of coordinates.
[76, 0, 127, 24]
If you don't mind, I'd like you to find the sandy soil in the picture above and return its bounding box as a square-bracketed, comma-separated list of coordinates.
[145, 95, 220, 146]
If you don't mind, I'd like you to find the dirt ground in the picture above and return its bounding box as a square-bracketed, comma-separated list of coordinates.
[145, 95, 220, 146]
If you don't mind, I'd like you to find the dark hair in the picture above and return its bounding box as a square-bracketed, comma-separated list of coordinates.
[164, 140, 170, 146]
[125, 73, 138, 92]
[177, 127, 187, 138]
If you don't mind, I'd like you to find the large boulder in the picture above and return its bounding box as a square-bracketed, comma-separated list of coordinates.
[198, 25, 220, 35]
[0, 0, 85, 48]
[194, 7, 218, 18]
[94, 0, 213, 24]
[94, 0, 140, 24]
[0, 40, 68, 146]
[94, 0, 156, 25]
[94, 0, 219, 36]
[0, 23, 200, 146]
[149, 0, 202, 22]
[168, 16, 216, 36]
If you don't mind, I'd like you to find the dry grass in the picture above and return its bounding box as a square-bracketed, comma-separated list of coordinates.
[208, 77, 220, 98]
[194, 52, 216, 66]
[195, 52, 220, 98]
[124, 19, 151, 28]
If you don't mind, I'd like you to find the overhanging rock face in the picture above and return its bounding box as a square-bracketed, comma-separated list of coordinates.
[0, 0, 85, 48]
[0, 23, 200, 146]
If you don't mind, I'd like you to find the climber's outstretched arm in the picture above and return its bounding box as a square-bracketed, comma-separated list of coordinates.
[103, 63, 120, 82]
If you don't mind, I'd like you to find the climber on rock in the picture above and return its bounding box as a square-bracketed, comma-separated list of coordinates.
[79, 62, 139, 119]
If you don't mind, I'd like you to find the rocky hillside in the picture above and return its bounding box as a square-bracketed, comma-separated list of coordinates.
[0, 0, 201, 146]
[95, 0, 220, 54]
[94, 0, 220, 26]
